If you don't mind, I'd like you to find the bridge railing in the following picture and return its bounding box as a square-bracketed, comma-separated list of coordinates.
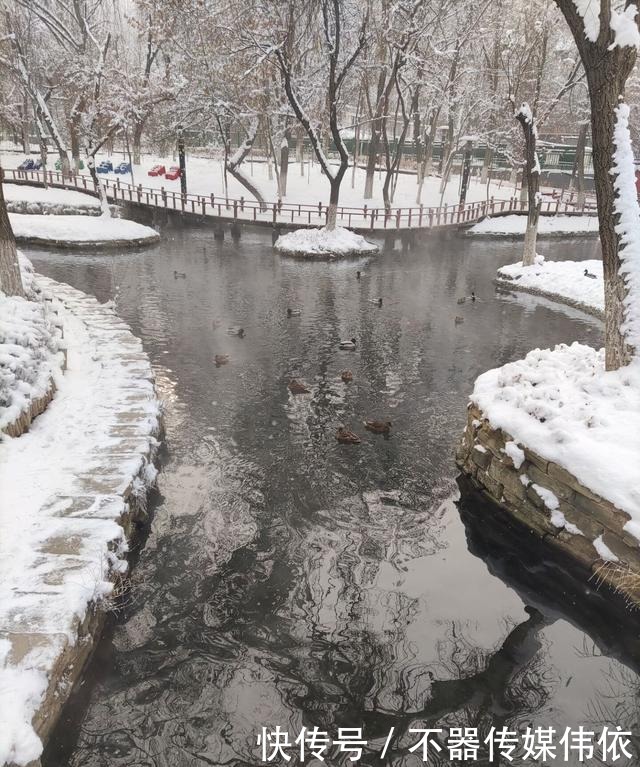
[4, 168, 598, 231]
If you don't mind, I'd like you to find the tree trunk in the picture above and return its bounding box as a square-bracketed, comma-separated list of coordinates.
[554, 0, 638, 370]
[87, 155, 111, 215]
[133, 121, 144, 165]
[326, 180, 339, 231]
[589, 69, 634, 368]
[480, 147, 492, 184]
[280, 129, 290, 197]
[0, 168, 24, 297]
[515, 104, 541, 267]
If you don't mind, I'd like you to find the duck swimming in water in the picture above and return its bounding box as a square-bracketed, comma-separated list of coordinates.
[227, 327, 245, 337]
[288, 379, 310, 395]
[341, 370, 353, 383]
[336, 426, 361, 444]
[339, 338, 357, 350]
[364, 420, 392, 434]
[214, 354, 229, 366]
[287, 307, 301, 317]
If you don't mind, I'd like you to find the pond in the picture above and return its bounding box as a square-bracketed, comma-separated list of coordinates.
[26, 228, 637, 766]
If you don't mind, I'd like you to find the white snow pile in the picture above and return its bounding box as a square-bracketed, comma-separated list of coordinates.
[471, 342, 640, 521]
[496, 257, 604, 317]
[275, 226, 379, 258]
[9, 212, 159, 246]
[469, 214, 599, 237]
[0, 274, 161, 766]
[3, 183, 100, 211]
[0, 255, 63, 432]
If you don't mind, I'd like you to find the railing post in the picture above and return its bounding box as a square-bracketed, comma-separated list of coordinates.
[137, 184, 142, 202]
[161, 187, 167, 207]
[240, 196, 245, 212]
[273, 203, 277, 223]
[233, 199, 238, 219]
[201, 198, 206, 215]
[370, 209, 375, 229]
[211, 193, 215, 208]
[318, 202, 322, 218]
[363, 204, 368, 221]
[396, 209, 401, 229]
[408, 208, 412, 227]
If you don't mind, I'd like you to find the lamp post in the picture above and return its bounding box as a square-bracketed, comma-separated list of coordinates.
[177, 125, 187, 198]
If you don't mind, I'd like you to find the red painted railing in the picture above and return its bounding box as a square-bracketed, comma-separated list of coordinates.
[4, 168, 598, 231]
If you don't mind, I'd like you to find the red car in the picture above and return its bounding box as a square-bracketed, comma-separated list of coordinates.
[165, 166, 181, 180]
[148, 164, 166, 177]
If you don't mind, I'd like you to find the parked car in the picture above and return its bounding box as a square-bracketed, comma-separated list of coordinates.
[114, 162, 131, 174]
[32, 159, 43, 170]
[54, 158, 84, 170]
[165, 165, 181, 180]
[97, 160, 113, 174]
[148, 164, 166, 177]
[18, 158, 35, 171]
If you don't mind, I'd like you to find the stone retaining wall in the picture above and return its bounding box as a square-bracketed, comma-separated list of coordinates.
[456, 403, 640, 607]
[6, 200, 100, 217]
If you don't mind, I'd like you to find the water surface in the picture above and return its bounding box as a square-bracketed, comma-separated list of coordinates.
[27, 230, 637, 766]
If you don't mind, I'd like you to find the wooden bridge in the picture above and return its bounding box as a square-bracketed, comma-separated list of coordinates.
[4, 168, 598, 234]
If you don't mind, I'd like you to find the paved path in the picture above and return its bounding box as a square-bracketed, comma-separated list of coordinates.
[0, 277, 160, 767]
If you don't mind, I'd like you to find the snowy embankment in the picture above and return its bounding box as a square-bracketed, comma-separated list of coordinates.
[0, 256, 64, 434]
[496, 256, 604, 318]
[274, 226, 379, 258]
[0, 263, 161, 766]
[3, 182, 100, 215]
[469, 214, 599, 237]
[9, 212, 159, 248]
[471, 343, 640, 523]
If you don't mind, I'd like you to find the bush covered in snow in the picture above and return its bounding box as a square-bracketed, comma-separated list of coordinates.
[274, 226, 379, 258]
[0, 255, 63, 432]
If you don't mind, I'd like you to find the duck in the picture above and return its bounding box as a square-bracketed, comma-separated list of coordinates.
[174, 270, 187, 279]
[214, 354, 229, 366]
[339, 337, 357, 350]
[471, 291, 476, 301]
[287, 307, 301, 317]
[584, 268, 597, 279]
[369, 297, 383, 307]
[356, 270, 361, 280]
[227, 327, 245, 337]
[341, 370, 353, 383]
[364, 419, 392, 434]
[455, 315, 464, 324]
[457, 296, 466, 304]
[336, 426, 361, 444]
[288, 379, 310, 395]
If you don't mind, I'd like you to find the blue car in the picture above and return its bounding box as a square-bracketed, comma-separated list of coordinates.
[32, 159, 43, 170]
[96, 160, 113, 174]
[114, 162, 131, 174]
[18, 158, 35, 171]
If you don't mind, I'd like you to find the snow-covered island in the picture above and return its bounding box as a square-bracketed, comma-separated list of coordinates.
[274, 226, 379, 258]
[496, 256, 604, 318]
[469, 214, 600, 237]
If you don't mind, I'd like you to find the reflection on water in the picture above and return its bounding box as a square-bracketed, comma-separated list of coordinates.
[27, 229, 638, 766]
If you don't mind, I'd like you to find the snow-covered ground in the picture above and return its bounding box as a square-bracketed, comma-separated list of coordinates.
[3, 183, 99, 210]
[0, 255, 63, 432]
[0, 267, 161, 766]
[10, 212, 159, 246]
[274, 226, 379, 257]
[496, 257, 604, 317]
[2, 151, 521, 210]
[469, 214, 599, 237]
[472, 343, 640, 522]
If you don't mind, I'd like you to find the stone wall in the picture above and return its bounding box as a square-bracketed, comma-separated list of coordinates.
[6, 200, 100, 216]
[456, 403, 640, 607]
